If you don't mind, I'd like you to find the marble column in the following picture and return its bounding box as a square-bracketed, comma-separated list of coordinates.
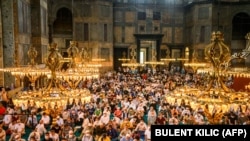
[1, 0, 16, 86]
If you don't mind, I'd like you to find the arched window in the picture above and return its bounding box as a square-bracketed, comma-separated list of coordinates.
[232, 12, 250, 40]
[53, 7, 72, 35]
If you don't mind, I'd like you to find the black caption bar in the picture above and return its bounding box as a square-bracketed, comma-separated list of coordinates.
[151, 125, 250, 141]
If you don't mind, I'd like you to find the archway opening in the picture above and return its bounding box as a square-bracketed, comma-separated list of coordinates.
[232, 12, 250, 40]
[53, 7, 73, 35]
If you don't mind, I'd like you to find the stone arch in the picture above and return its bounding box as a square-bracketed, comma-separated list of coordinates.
[160, 45, 170, 58]
[51, 4, 78, 23]
[232, 12, 250, 40]
[230, 10, 250, 66]
[53, 7, 73, 35]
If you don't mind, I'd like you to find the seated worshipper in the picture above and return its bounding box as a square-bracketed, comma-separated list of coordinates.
[134, 119, 147, 140]
[62, 109, 70, 121]
[79, 123, 94, 140]
[120, 133, 133, 141]
[113, 107, 122, 119]
[61, 123, 73, 139]
[80, 114, 90, 132]
[181, 113, 192, 125]
[0, 102, 6, 119]
[65, 117, 75, 129]
[127, 108, 136, 119]
[93, 122, 107, 141]
[132, 135, 141, 141]
[6, 120, 16, 135]
[21, 103, 28, 114]
[77, 109, 84, 125]
[238, 112, 249, 125]
[61, 138, 68, 141]
[81, 130, 94, 141]
[147, 106, 157, 125]
[65, 130, 77, 141]
[29, 136, 37, 141]
[8, 129, 19, 141]
[55, 115, 64, 127]
[49, 129, 60, 141]
[112, 116, 121, 126]
[102, 106, 111, 118]
[11, 112, 20, 122]
[93, 117, 101, 128]
[155, 112, 166, 125]
[0, 127, 6, 141]
[26, 113, 38, 128]
[168, 113, 179, 125]
[43, 132, 53, 141]
[120, 118, 134, 130]
[2, 110, 12, 128]
[106, 124, 119, 141]
[40, 112, 51, 128]
[50, 122, 62, 135]
[119, 125, 132, 139]
[100, 112, 110, 125]
[120, 117, 133, 130]
[19, 110, 28, 124]
[28, 127, 41, 141]
[70, 110, 78, 124]
[35, 120, 47, 137]
[98, 133, 110, 141]
[94, 106, 103, 118]
[14, 134, 26, 141]
[1, 88, 9, 104]
[194, 113, 205, 125]
[14, 119, 25, 136]
[144, 125, 151, 141]
[181, 107, 191, 117]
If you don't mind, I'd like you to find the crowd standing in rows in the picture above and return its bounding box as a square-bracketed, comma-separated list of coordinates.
[0, 66, 249, 141]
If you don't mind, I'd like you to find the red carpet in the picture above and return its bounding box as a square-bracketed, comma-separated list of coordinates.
[231, 77, 250, 92]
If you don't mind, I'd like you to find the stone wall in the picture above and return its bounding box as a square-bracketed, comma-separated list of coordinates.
[51, 0, 113, 70]
[0, 6, 3, 86]
[1, 0, 15, 86]
[31, 0, 49, 64]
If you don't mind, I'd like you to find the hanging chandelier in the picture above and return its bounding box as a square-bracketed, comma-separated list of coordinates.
[144, 48, 164, 69]
[184, 47, 208, 73]
[122, 46, 144, 70]
[7, 42, 94, 110]
[166, 31, 250, 123]
[1, 46, 50, 89]
[118, 51, 130, 64]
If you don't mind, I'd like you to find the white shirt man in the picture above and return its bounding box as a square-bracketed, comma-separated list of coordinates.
[56, 116, 64, 127]
[145, 126, 151, 141]
[26, 115, 38, 127]
[49, 130, 60, 141]
[194, 113, 205, 125]
[81, 117, 90, 129]
[14, 120, 25, 135]
[121, 99, 130, 108]
[35, 120, 47, 136]
[77, 110, 84, 121]
[181, 108, 191, 116]
[21, 103, 27, 112]
[7, 121, 16, 134]
[0, 127, 6, 141]
[28, 128, 40, 141]
[0, 87, 8, 102]
[100, 112, 110, 125]
[40, 113, 50, 125]
[113, 116, 121, 125]
[62, 110, 70, 121]
[3, 113, 12, 126]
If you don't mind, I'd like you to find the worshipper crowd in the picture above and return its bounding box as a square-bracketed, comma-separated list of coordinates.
[0, 66, 249, 141]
